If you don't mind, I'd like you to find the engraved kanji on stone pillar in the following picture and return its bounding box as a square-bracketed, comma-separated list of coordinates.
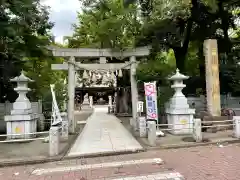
[204, 39, 221, 116]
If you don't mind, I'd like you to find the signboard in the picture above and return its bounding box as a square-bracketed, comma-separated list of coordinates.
[144, 81, 158, 120]
[137, 101, 144, 113]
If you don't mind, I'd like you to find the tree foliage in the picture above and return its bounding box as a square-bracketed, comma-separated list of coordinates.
[68, 0, 140, 49]
[65, 0, 240, 97]
[0, 0, 54, 102]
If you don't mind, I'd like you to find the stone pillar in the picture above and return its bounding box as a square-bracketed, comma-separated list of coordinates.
[68, 56, 76, 133]
[233, 116, 240, 138]
[147, 121, 156, 146]
[89, 96, 93, 108]
[139, 116, 147, 137]
[193, 118, 202, 142]
[130, 56, 138, 130]
[49, 126, 60, 156]
[114, 92, 117, 113]
[204, 39, 221, 116]
[108, 95, 112, 106]
[61, 112, 68, 140]
[108, 96, 113, 113]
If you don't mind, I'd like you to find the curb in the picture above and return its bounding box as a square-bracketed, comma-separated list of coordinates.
[143, 139, 240, 150]
[64, 148, 145, 160]
[0, 149, 146, 168]
[0, 131, 80, 168]
[0, 156, 63, 168]
[0, 139, 239, 167]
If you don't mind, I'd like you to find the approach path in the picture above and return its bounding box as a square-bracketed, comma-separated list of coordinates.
[68, 105, 143, 157]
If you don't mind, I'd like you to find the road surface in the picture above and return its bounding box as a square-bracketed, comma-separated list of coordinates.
[1, 143, 240, 179]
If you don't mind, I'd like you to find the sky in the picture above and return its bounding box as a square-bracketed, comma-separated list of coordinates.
[41, 0, 81, 43]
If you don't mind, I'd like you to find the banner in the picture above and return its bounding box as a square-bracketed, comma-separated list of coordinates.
[144, 81, 158, 120]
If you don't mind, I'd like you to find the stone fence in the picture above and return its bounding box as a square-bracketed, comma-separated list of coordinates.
[0, 101, 42, 115]
[146, 116, 240, 146]
[187, 95, 240, 114]
[140, 95, 240, 114]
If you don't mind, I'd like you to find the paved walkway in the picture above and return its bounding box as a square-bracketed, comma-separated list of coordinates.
[67, 106, 143, 157]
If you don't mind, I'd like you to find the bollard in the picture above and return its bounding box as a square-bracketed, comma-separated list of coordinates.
[130, 118, 133, 127]
[139, 116, 147, 137]
[49, 126, 60, 157]
[38, 114, 45, 132]
[147, 121, 156, 146]
[130, 117, 137, 131]
[61, 112, 68, 140]
[233, 116, 240, 138]
[193, 118, 202, 142]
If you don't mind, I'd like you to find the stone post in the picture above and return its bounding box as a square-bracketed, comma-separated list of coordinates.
[233, 116, 240, 138]
[204, 39, 221, 116]
[130, 56, 138, 130]
[108, 95, 112, 112]
[108, 96, 112, 107]
[193, 118, 202, 142]
[89, 96, 93, 108]
[130, 118, 133, 127]
[114, 92, 117, 113]
[68, 56, 76, 134]
[139, 116, 147, 137]
[61, 112, 68, 140]
[147, 121, 156, 146]
[49, 126, 60, 156]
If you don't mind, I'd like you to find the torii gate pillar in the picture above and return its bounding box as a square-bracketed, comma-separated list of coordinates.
[68, 56, 76, 133]
[130, 56, 138, 130]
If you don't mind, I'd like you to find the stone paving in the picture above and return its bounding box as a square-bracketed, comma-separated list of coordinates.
[1, 144, 240, 179]
[68, 106, 143, 157]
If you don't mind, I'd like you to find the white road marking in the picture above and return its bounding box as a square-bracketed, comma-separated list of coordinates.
[108, 172, 184, 180]
[32, 158, 163, 175]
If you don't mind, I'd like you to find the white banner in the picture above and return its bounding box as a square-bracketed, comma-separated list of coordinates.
[50, 84, 62, 126]
[144, 81, 158, 120]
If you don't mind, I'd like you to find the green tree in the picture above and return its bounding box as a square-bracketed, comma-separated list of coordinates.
[126, 0, 239, 73]
[0, 0, 53, 102]
[68, 0, 140, 49]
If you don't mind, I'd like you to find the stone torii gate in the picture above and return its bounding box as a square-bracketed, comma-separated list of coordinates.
[49, 46, 150, 133]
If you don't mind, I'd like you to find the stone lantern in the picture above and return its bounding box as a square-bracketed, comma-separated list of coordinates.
[4, 71, 38, 139]
[165, 69, 195, 135]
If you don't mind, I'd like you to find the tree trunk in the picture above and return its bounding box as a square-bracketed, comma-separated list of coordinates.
[174, 47, 186, 73]
[198, 42, 206, 93]
[218, 2, 232, 56]
[173, 16, 193, 73]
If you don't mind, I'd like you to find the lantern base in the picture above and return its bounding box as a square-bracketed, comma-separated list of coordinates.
[4, 114, 38, 139]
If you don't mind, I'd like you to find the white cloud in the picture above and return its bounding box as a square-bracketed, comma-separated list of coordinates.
[41, 0, 81, 43]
